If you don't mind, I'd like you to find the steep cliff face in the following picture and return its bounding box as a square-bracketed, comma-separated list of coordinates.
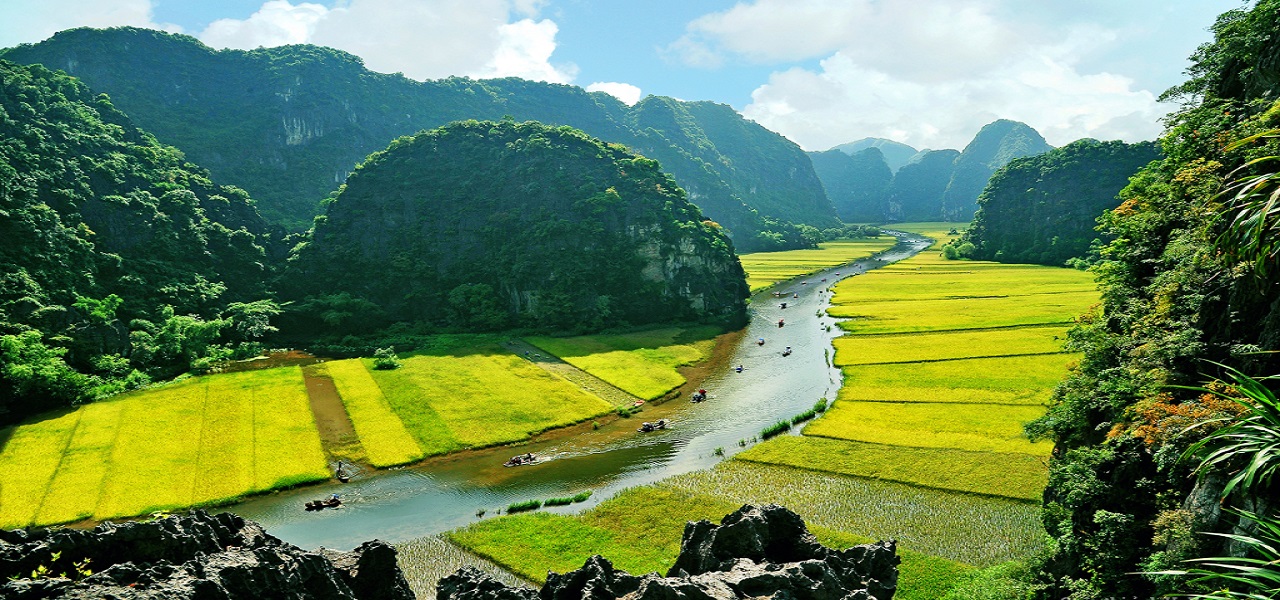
[809, 147, 893, 222]
[941, 119, 1052, 221]
[4, 27, 833, 251]
[885, 149, 959, 222]
[287, 120, 749, 332]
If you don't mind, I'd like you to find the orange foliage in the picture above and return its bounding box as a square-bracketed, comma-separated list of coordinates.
[1111, 383, 1250, 446]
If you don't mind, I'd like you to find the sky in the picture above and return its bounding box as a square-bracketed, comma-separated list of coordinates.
[0, 0, 1249, 151]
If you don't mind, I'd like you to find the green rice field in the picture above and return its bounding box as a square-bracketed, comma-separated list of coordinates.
[736, 436, 1047, 501]
[738, 238, 897, 291]
[525, 326, 720, 399]
[0, 368, 329, 528]
[360, 344, 615, 456]
[449, 466, 984, 599]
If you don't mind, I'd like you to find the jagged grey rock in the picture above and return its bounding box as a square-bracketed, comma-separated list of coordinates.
[0, 510, 414, 600]
[437, 504, 899, 600]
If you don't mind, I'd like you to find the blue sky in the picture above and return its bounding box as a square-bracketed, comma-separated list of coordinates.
[1, 0, 1248, 151]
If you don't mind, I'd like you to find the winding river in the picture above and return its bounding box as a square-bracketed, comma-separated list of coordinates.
[227, 235, 931, 550]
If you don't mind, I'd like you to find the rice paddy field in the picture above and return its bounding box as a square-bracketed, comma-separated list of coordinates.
[449, 463, 997, 599]
[738, 237, 897, 291]
[525, 326, 720, 399]
[0, 368, 329, 528]
[351, 341, 617, 456]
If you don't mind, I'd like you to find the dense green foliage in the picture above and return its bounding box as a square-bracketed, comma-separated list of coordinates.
[960, 139, 1160, 266]
[941, 119, 1052, 221]
[2, 27, 834, 251]
[286, 120, 748, 335]
[0, 59, 278, 424]
[808, 147, 892, 222]
[1026, 2, 1280, 596]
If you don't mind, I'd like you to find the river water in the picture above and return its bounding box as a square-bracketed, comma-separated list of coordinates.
[227, 235, 931, 550]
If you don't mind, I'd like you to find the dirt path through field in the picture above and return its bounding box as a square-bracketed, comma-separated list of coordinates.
[505, 339, 643, 407]
[301, 365, 368, 473]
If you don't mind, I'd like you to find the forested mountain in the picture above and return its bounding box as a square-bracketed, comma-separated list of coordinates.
[811, 121, 1048, 223]
[0, 59, 278, 423]
[941, 119, 1052, 221]
[1026, 1, 1280, 596]
[830, 137, 918, 172]
[807, 147, 892, 222]
[885, 149, 959, 221]
[961, 139, 1160, 265]
[2, 27, 835, 252]
[285, 120, 748, 334]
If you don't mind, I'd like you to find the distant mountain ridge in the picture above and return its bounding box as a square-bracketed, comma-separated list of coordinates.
[2, 27, 835, 252]
[809, 120, 1052, 222]
[830, 138, 918, 173]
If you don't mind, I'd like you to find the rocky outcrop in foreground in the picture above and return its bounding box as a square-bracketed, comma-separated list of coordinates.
[0, 510, 413, 599]
[438, 504, 899, 600]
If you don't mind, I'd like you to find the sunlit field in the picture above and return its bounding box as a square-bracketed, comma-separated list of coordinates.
[830, 290, 1097, 334]
[526, 326, 720, 399]
[839, 353, 1078, 405]
[831, 325, 1072, 365]
[0, 368, 328, 528]
[364, 342, 615, 456]
[449, 469, 980, 600]
[804, 401, 1054, 455]
[833, 268, 1096, 304]
[738, 237, 897, 292]
[319, 360, 424, 467]
[736, 436, 1047, 501]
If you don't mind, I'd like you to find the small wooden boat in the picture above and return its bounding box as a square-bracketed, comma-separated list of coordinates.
[504, 453, 537, 467]
[305, 497, 342, 511]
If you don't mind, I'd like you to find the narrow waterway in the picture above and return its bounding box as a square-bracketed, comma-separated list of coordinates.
[227, 235, 932, 550]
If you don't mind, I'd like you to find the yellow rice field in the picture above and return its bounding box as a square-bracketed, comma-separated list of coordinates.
[526, 326, 720, 400]
[738, 237, 897, 291]
[0, 368, 328, 528]
[319, 360, 425, 467]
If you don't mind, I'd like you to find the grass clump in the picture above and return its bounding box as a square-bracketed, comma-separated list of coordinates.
[526, 326, 719, 400]
[737, 436, 1047, 501]
[507, 499, 543, 513]
[760, 420, 792, 439]
[320, 360, 424, 467]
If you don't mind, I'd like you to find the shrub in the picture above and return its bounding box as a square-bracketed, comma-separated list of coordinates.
[507, 499, 542, 513]
[761, 420, 792, 439]
[372, 346, 401, 370]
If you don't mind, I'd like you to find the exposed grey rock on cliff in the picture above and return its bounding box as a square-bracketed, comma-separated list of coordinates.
[0, 510, 414, 600]
[437, 504, 898, 600]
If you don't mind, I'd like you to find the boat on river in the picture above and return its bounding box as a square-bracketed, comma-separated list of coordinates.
[504, 453, 538, 467]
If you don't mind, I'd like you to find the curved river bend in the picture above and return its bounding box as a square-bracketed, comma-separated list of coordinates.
[228, 236, 931, 549]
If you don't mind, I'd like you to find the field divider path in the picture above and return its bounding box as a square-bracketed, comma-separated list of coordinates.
[301, 365, 368, 470]
[505, 339, 645, 408]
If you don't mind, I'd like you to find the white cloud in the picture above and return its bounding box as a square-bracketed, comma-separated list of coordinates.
[471, 18, 576, 83]
[195, 0, 574, 83]
[672, 0, 1184, 149]
[586, 82, 643, 106]
[200, 0, 326, 49]
[0, 0, 180, 48]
